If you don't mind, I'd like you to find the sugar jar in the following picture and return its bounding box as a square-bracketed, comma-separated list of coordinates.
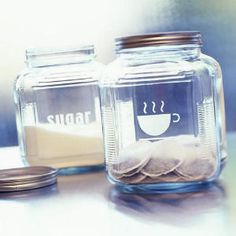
[100, 31, 226, 192]
[14, 45, 104, 169]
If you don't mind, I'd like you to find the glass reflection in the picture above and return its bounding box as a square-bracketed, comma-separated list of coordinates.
[108, 181, 227, 225]
[0, 184, 58, 200]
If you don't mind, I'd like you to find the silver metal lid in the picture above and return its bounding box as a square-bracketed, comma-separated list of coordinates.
[115, 31, 202, 51]
[0, 166, 58, 192]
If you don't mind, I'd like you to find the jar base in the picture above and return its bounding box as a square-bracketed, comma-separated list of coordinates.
[108, 175, 218, 194]
[58, 164, 104, 175]
[21, 155, 105, 175]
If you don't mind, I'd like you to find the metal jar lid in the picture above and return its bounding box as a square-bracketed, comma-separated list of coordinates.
[0, 166, 58, 192]
[115, 31, 202, 51]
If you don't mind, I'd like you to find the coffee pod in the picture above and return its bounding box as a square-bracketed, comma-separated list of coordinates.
[141, 139, 184, 177]
[111, 141, 152, 176]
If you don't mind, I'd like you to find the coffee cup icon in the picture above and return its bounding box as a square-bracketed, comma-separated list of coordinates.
[137, 101, 180, 136]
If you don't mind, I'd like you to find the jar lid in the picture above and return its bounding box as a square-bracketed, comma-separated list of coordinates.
[0, 166, 58, 192]
[115, 31, 202, 51]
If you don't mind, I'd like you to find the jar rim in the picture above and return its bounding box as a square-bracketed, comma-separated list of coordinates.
[25, 45, 95, 68]
[115, 31, 202, 52]
[26, 45, 94, 58]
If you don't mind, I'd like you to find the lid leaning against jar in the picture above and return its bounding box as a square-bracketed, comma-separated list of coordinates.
[115, 31, 203, 51]
[0, 166, 58, 192]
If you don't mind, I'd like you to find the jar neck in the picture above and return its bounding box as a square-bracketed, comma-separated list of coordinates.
[117, 44, 202, 65]
[26, 46, 95, 68]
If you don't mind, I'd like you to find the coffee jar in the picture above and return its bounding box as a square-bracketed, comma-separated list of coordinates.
[14, 45, 104, 169]
[100, 31, 227, 192]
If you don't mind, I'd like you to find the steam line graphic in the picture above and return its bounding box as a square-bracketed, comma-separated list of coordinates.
[143, 102, 147, 114]
[160, 100, 164, 113]
[143, 100, 165, 114]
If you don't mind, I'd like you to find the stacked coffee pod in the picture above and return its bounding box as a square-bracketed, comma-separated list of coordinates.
[110, 136, 216, 184]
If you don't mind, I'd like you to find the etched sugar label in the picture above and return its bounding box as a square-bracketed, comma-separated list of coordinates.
[132, 79, 195, 140]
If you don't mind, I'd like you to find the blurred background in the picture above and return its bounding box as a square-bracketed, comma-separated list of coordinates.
[0, 0, 235, 146]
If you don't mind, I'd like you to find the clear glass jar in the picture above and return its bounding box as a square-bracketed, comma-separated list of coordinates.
[100, 31, 227, 192]
[14, 45, 104, 169]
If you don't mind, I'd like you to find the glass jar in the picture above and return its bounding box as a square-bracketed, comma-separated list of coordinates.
[100, 31, 227, 192]
[14, 45, 104, 169]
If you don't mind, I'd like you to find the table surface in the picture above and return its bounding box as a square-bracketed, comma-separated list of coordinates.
[0, 134, 235, 236]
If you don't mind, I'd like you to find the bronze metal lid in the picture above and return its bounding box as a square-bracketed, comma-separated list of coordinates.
[115, 31, 202, 51]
